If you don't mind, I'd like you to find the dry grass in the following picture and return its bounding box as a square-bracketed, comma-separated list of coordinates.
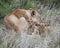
[0, 8, 60, 48]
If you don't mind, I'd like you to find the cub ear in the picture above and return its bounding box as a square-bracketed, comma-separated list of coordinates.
[31, 10, 36, 16]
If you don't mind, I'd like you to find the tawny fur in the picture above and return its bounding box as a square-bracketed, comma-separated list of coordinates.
[4, 9, 48, 35]
[4, 9, 31, 32]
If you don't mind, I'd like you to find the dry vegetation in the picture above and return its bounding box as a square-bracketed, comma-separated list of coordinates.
[0, 8, 60, 48]
[0, 0, 60, 48]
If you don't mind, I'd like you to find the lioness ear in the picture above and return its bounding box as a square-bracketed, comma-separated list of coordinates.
[31, 10, 36, 16]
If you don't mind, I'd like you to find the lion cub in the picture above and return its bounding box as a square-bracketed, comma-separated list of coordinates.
[4, 9, 48, 35]
[4, 9, 32, 32]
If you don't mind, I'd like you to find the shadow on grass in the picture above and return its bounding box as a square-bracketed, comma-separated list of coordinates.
[0, 19, 3, 27]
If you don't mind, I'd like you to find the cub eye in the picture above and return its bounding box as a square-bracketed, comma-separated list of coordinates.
[31, 10, 35, 16]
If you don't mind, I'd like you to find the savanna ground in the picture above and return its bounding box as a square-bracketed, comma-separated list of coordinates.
[0, 0, 60, 48]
